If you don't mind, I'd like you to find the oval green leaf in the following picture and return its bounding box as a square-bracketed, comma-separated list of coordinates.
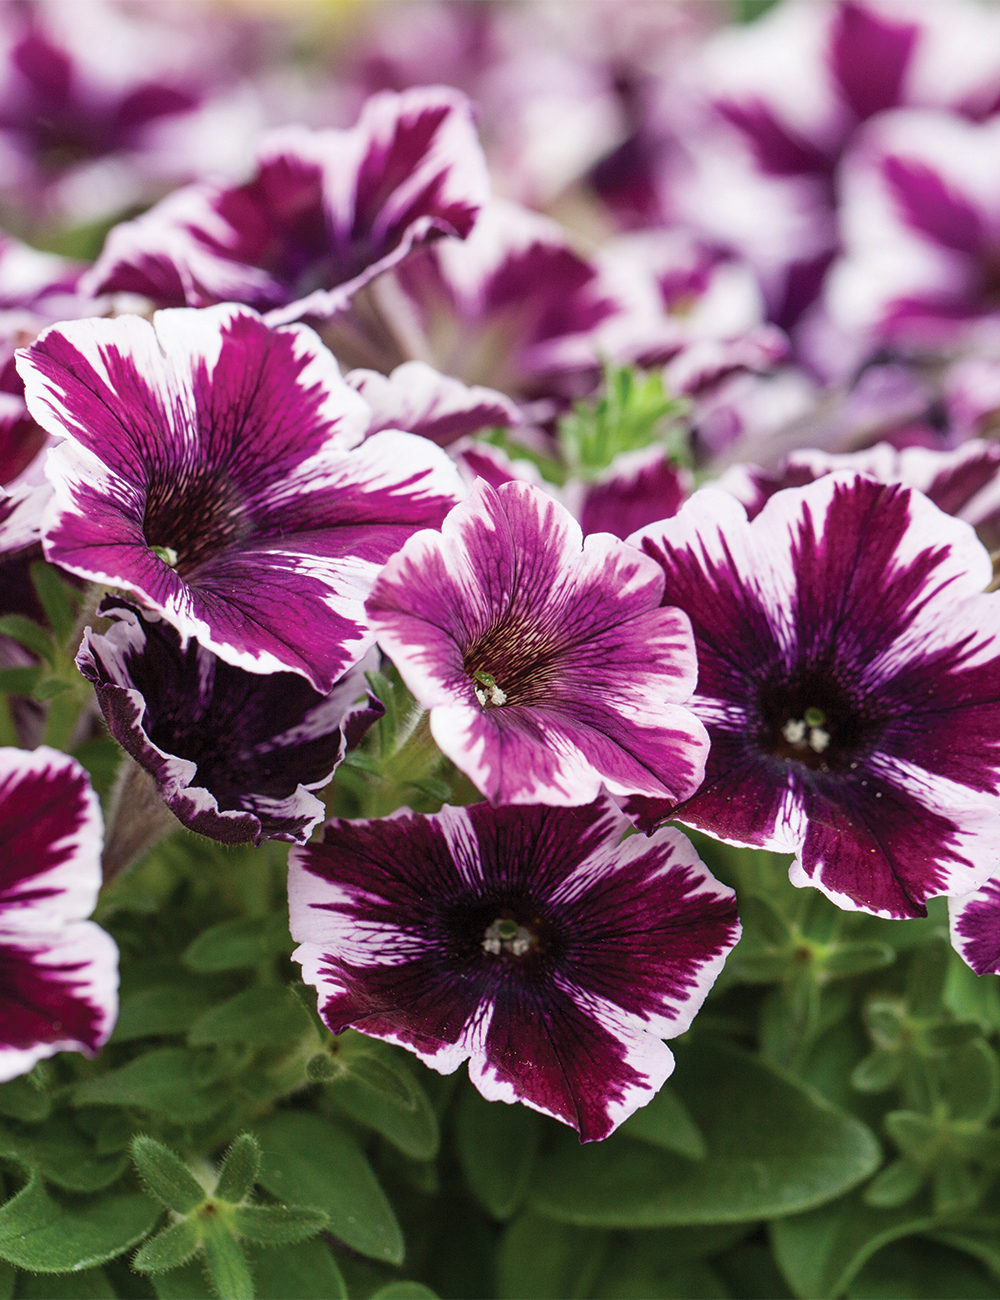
[0, 1179, 160, 1273]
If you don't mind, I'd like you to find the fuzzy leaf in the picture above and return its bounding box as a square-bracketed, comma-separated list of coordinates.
[215, 1135, 262, 1206]
[150, 1260, 212, 1300]
[0, 1077, 51, 1122]
[326, 1039, 439, 1160]
[202, 1218, 253, 1300]
[182, 913, 292, 972]
[455, 1086, 541, 1221]
[821, 943, 895, 979]
[530, 1043, 880, 1227]
[188, 987, 312, 1047]
[255, 1111, 404, 1264]
[497, 1211, 607, 1300]
[0, 1178, 160, 1273]
[863, 1158, 926, 1208]
[73, 1049, 230, 1122]
[0, 1115, 128, 1192]
[231, 1205, 328, 1244]
[620, 1083, 707, 1161]
[134, 1219, 203, 1273]
[943, 1041, 1000, 1124]
[245, 1240, 347, 1300]
[132, 1137, 206, 1214]
[111, 985, 216, 1042]
[19, 1266, 115, 1298]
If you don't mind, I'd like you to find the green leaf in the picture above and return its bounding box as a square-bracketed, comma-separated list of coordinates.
[133, 1219, 203, 1273]
[370, 1285, 439, 1300]
[29, 561, 78, 644]
[0, 615, 55, 664]
[0, 1118, 128, 1193]
[454, 1085, 541, 1220]
[497, 1211, 607, 1300]
[70, 737, 122, 798]
[943, 1040, 1000, 1123]
[111, 985, 216, 1042]
[820, 942, 895, 979]
[592, 1227, 750, 1298]
[0, 1178, 160, 1273]
[863, 1158, 926, 1208]
[326, 1038, 439, 1160]
[182, 913, 292, 972]
[254, 1111, 404, 1264]
[884, 1111, 939, 1163]
[908, 934, 950, 1019]
[0, 1261, 12, 1300]
[188, 986, 313, 1047]
[214, 1135, 261, 1206]
[150, 1260, 212, 1300]
[73, 1049, 230, 1122]
[231, 1205, 328, 1245]
[201, 1217, 253, 1300]
[0, 666, 42, 695]
[851, 1049, 901, 1093]
[619, 1083, 706, 1160]
[770, 1191, 942, 1299]
[738, 894, 793, 948]
[530, 1042, 880, 1227]
[844, 1236, 1000, 1299]
[0, 1076, 51, 1122]
[19, 1267, 116, 1298]
[132, 1137, 206, 1215]
[929, 1229, 1000, 1281]
[245, 1239, 348, 1300]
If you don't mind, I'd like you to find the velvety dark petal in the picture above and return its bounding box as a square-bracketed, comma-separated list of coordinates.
[77, 602, 381, 846]
[629, 475, 1000, 916]
[288, 795, 738, 1140]
[950, 879, 1000, 976]
[19, 305, 463, 691]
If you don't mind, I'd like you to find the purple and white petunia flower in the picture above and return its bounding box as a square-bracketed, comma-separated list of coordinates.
[288, 793, 740, 1142]
[77, 600, 383, 847]
[17, 303, 465, 694]
[719, 439, 1000, 548]
[347, 360, 520, 447]
[949, 879, 1000, 978]
[0, 745, 118, 1080]
[629, 472, 1000, 920]
[366, 478, 709, 807]
[82, 87, 490, 325]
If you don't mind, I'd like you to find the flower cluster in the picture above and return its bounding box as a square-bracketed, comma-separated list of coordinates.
[7, 0, 1000, 1161]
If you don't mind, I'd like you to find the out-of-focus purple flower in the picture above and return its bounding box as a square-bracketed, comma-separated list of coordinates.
[828, 110, 1000, 349]
[950, 879, 1000, 976]
[0, 745, 118, 1080]
[347, 360, 520, 447]
[720, 440, 1000, 548]
[456, 439, 691, 543]
[288, 792, 740, 1142]
[77, 600, 382, 847]
[83, 87, 490, 325]
[17, 303, 464, 693]
[629, 472, 1000, 920]
[366, 478, 708, 807]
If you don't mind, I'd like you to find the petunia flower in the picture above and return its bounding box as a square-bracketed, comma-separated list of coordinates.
[347, 360, 520, 447]
[77, 600, 383, 847]
[288, 793, 740, 1142]
[950, 879, 1000, 978]
[628, 472, 1000, 920]
[365, 478, 709, 807]
[0, 745, 118, 1080]
[17, 302, 465, 694]
[82, 86, 490, 325]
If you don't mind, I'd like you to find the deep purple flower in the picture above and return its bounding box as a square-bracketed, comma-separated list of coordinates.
[77, 600, 382, 847]
[83, 87, 490, 325]
[366, 478, 709, 807]
[827, 109, 1000, 348]
[950, 879, 1000, 977]
[17, 303, 464, 693]
[288, 793, 740, 1142]
[347, 361, 520, 447]
[0, 745, 118, 1080]
[628, 472, 1000, 920]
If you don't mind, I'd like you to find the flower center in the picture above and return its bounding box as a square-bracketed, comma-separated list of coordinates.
[472, 670, 507, 708]
[757, 669, 882, 773]
[780, 705, 831, 756]
[144, 471, 248, 578]
[482, 916, 536, 957]
[464, 617, 561, 709]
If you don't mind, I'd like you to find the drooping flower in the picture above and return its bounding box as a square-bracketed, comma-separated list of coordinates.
[0, 745, 118, 1080]
[288, 792, 740, 1142]
[17, 303, 465, 693]
[628, 472, 1000, 920]
[82, 87, 490, 325]
[77, 600, 382, 847]
[366, 478, 709, 807]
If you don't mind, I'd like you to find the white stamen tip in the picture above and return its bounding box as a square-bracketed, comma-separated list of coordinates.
[782, 719, 807, 746]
